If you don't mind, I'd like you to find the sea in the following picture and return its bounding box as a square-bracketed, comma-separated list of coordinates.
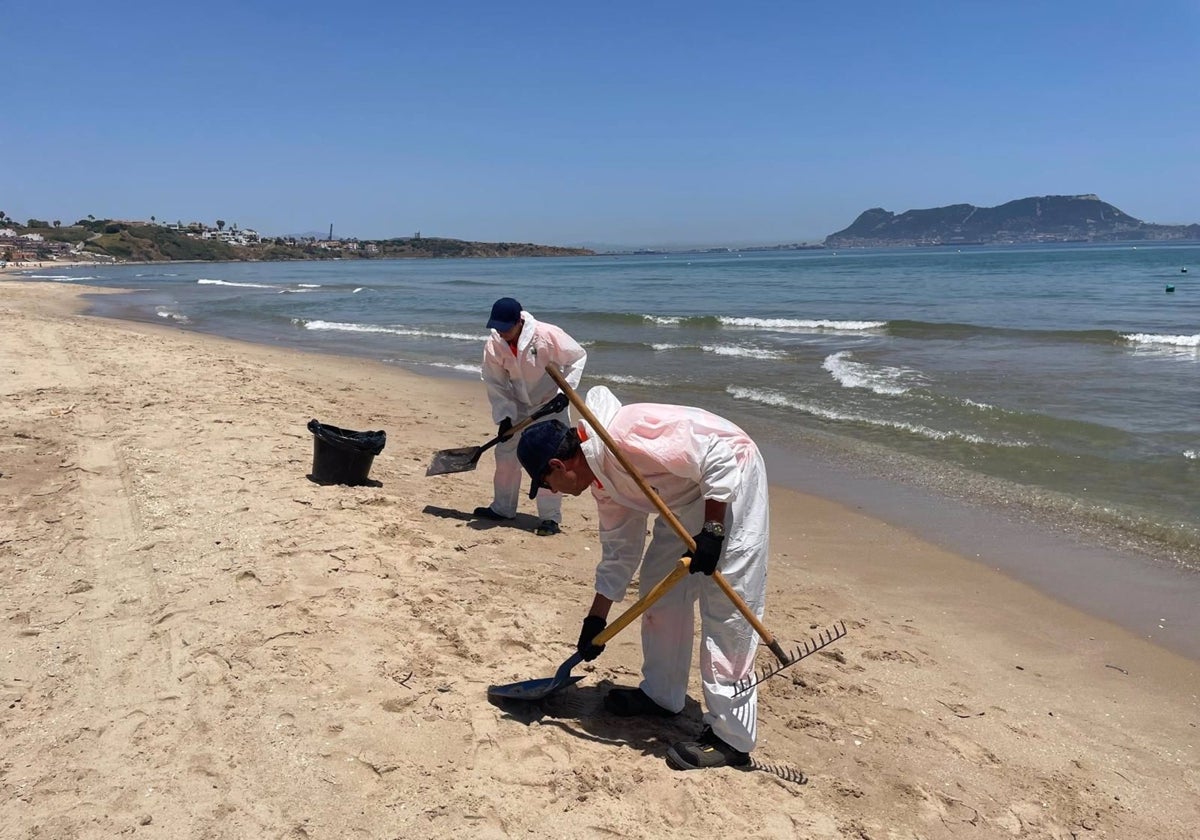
[16, 243, 1200, 657]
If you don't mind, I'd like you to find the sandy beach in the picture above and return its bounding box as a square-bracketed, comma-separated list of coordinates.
[2, 279, 1198, 839]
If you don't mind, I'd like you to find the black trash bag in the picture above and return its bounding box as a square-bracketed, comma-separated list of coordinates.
[307, 419, 386, 485]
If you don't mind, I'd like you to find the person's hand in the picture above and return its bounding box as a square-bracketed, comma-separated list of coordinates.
[497, 417, 514, 441]
[686, 529, 724, 575]
[577, 615, 607, 661]
[546, 392, 569, 414]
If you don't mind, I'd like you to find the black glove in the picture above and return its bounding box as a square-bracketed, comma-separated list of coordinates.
[546, 392, 569, 415]
[577, 615, 607, 661]
[497, 417, 514, 441]
[686, 529, 724, 575]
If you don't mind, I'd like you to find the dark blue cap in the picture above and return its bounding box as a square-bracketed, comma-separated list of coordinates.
[517, 419, 569, 498]
[487, 297, 523, 331]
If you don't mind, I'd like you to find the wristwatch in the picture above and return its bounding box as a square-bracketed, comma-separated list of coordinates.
[701, 520, 725, 538]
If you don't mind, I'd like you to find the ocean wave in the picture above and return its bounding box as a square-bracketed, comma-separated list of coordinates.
[277, 289, 316, 294]
[297, 319, 484, 342]
[197, 278, 274, 289]
[721, 316, 886, 332]
[727, 385, 1027, 447]
[21, 274, 81, 282]
[298, 284, 321, 288]
[648, 342, 786, 359]
[702, 344, 787, 360]
[1185, 450, 1198, 460]
[887, 319, 1121, 344]
[155, 308, 190, 323]
[423, 361, 483, 374]
[1121, 332, 1200, 348]
[822, 350, 920, 395]
[594, 373, 662, 386]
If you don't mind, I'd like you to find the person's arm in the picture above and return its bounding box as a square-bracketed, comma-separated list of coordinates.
[543, 324, 587, 389]
[593, 499, 649, 602]
[587, 591, 614, 620]
[481, 341, 518, 425]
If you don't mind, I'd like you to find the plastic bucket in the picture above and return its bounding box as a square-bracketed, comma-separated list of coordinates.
[307, 419, 387, 486]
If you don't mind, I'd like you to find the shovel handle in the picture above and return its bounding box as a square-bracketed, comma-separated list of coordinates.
[592, 557, 691, 647]
[545, 364, 787, 659]
[478, 393, 568, 455]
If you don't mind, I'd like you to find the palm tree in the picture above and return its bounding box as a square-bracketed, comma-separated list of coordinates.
[54, 220, 61, 228]
[216, 220, 226, 232]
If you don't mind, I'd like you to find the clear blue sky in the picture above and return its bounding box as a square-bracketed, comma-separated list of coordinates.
[4, 1, 1198, 247]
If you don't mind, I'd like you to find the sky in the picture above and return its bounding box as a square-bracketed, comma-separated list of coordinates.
[4, 1, 1198, 248]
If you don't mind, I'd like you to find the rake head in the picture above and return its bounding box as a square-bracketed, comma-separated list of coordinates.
[733, 620, 848, 696]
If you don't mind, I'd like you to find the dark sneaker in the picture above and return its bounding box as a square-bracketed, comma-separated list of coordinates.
[666, 726, 750, 771]
[534, 519, 561, 536]
[472, 506, 513, 521]
[603, 687, 678, 718]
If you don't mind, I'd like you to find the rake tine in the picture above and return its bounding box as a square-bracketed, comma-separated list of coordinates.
[733, 620, 848, 696]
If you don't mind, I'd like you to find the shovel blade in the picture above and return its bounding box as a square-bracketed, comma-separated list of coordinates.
[487, 673, 584, 701]
[426, 446, 483, 476]
[487, 652, 585, 701]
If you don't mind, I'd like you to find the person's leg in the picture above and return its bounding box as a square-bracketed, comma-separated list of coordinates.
[696, 453, 769, 754]
[637, 506, 701, 713]
[486, 433, 522, 518]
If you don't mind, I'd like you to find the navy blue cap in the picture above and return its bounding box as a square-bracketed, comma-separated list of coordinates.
[487, 297, 523, 332]
[517, 419, 569, 498]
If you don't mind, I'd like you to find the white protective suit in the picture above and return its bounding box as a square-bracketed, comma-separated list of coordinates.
[578, 386, 769, 753]
[481, 310, 587, 520]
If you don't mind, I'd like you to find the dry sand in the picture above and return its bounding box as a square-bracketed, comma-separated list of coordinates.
[2, 280, 1198, 839]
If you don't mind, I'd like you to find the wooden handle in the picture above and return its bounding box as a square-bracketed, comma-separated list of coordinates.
[592, 558, 690, 646]
[545, 364, 784, 656]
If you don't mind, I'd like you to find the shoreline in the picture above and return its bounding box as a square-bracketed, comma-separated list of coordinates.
[31, 261, 1200, 663]
[3, 279, 1198, 837]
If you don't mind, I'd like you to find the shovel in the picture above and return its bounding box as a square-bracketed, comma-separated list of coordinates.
[426, 393, 568, 476]
[543, 363, 846, 696]
[488, 557, 692, 701]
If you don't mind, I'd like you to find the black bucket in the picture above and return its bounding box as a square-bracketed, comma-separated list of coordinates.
[307, 419, 387, 486]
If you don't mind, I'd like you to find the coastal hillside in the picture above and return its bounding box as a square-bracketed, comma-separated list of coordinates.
[825, 194, 1200, 247]
[1, 218, 593, 263]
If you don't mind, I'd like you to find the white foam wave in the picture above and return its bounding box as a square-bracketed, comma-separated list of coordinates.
[596, 374, 660, 386]
[197, 278, 274, 289]
[721, 316, 886, 332]
[650, 343, 685, 351]
[155, 307, 190, 323]
[1185, 450, 1198, 460]
[727, 385, 1026, 447]
[22, 274, 78, 281]
[822, 350, 919, 395]
[643, 315, 684, 325]
[425, 361, 483, 374]
[702, 344, 787, 360]
[298, 284, 321, 288]
[300, 320, 484, 341]
[277, 289, 315, 294]
[352, 287, 364, 293]
[1122, 332, 1200, 348]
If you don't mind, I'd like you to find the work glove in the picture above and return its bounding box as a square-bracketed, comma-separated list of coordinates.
[686, 529, 724, 575]
[497, 417, 514, 441]
[577, 615, 607, 661]
[546, 392, 569, 415]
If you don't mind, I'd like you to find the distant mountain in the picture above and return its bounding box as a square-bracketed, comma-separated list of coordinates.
[825, 195, 1200, 247]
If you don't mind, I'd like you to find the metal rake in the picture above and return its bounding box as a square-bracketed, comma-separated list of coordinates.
[733, 620, 849, 696]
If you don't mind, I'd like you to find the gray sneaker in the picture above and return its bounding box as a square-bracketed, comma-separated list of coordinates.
[666, 726, 750, 770]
